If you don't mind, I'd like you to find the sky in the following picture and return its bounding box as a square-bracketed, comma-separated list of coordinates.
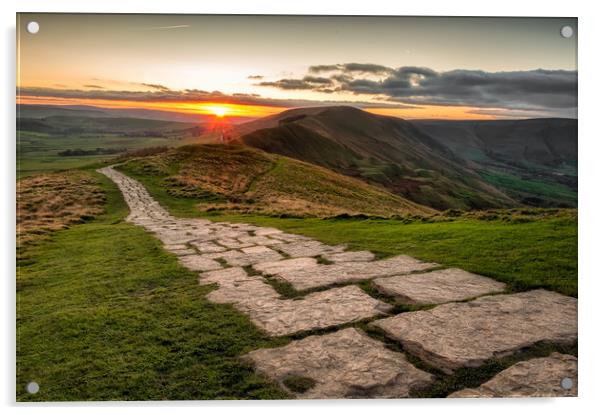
[17, 14, 577, 120]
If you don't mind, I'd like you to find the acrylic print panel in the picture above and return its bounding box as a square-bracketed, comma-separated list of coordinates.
[16, 13, 577, 401]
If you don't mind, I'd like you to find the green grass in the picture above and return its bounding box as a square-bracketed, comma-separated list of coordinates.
[121, 170, 577, 297]
[479, 169, 577, 205]
[16, 172, 289, 401]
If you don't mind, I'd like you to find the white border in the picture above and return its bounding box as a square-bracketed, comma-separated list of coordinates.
[3, 1, 602, 414]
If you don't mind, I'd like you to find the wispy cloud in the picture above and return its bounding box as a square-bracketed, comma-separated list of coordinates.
[139, 83, 172, 92]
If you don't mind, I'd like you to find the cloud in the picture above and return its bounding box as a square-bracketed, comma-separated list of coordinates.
[259, 64, 577, 115]
[17, 86, 413, 110]
[309, 63, 393, 75]
[247, 75, 264, 80]
[258, 75, 334, 91]
[140, 83, 172, 92]
[83, 84, 104, 89]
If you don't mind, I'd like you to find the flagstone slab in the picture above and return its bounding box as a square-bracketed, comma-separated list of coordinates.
[272, 255, 438, 291]
[254, 227, 283, 236]
[200, 268, 390, 336]
[322, 250, 375, 263]
[448, 353, 577, 398]
[253, 257, 319, 275]
[190, 240, 227, 253]
[204, 247, 284, 267]
[244, 328, 434, 398]
[201, 267, 281, 304]
[246, 285, 391, 336]
[168, 248, 197, 256]
[371, 290, 577, 373]
[216, 238, 255, 249]
[238, 235, 282, 246]
[373, 268, 506, 305]
[275, 240, 346, 258]
[269, 233, 311, 242]
[178, 255, 223, 271]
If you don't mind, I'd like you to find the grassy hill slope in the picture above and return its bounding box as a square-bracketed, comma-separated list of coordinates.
[117, 144, 435, 218]
[232, 106, 516, 210]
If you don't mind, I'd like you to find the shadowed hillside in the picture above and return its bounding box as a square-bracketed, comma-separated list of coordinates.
[230, 106, 516, 210]
[414, 119, 577, 207]
[117, 144, 435, 218]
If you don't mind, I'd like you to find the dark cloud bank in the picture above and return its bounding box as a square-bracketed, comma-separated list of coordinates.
[259, 63, 577, 117]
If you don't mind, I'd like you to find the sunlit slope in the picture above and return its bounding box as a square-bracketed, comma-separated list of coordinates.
[119, 144, 435, 217]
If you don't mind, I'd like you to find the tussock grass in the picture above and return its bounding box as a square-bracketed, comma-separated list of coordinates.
[17, 171, 106, 249]
[118, 144, 434, 218]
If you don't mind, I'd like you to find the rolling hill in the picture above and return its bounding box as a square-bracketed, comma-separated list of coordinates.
[118, 144, 435, 218]
[230, 106, 516, 210]
[413, 119, 577, 207]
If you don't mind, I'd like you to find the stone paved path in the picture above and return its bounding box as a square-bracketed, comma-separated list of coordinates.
[448, 353, 577, 398]
[99, 166, 578, 398]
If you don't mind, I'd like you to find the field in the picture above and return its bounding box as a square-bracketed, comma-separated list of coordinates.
[16, 115, 205, 177]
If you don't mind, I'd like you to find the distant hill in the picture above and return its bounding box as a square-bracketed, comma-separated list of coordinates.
[17, 114, 204, 137]
[119, 144, 435, 218]
[231, 106, 516, 210]
[413, 119, 577, 207]
[17, 104, 253, 124]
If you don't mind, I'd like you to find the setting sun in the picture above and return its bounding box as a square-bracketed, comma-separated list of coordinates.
[207, 105, 229, 117]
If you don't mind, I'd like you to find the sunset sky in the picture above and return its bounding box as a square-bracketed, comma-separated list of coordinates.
[17, 14, 577, 120]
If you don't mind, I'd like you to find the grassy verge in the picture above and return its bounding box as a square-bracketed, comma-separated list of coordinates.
[118, 168, 577, 297]
[16, 172, 289, 401]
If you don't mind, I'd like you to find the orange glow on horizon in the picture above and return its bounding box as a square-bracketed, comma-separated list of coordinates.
[206, 105, 229, 118]
[17, 94, 499, 121]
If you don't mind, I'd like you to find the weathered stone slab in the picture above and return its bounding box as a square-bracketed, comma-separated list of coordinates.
[213, 230, 250, 239]
[201, 267, 280, 303]
[163, 244, 188, 251]
[204, 247, 283, 267]
[178, 255, 223, 271]
[238, 235, 281, 246]
[273, 255, 438, 291]
[253, 257, 319, 275]
[216, 238, 255, 249]
[190, 240, 227, 253]
[275, 240, 345, 258]
[373, 268, 506, 305]
[168, 248, 197, 256]
[322, 250, 375, 263]
[269, 233, 311, 242]
[449, 353, 577, 398]
[244, 328, 434, 398]
[246, 285, 391, 336]
[371, 290, 577, 373]
[200, 268, 390, 336]
[254, 227, 283, 236]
